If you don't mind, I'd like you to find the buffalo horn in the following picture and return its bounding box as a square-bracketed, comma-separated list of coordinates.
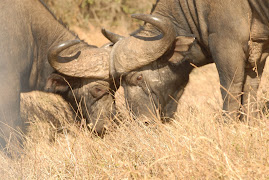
[101, 28, 124, 43]
[48, 39, 110, 79]
[108, 14, 177, 75]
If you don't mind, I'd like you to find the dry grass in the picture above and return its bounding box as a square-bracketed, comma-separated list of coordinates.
[1, 63, 269, 179]
[1, 106, 269, 179]
[1, 1, 269, 179]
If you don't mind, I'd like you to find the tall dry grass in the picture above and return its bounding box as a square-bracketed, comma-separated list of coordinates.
[1, 64, 269, 179]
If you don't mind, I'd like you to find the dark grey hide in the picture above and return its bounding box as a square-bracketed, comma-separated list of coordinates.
[0, 0, 114, 150]
[103, 0, 269, 121]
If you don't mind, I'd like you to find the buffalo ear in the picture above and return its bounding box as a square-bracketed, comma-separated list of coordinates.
[45, 73, 70, 94]
[168, 36, 196, 64]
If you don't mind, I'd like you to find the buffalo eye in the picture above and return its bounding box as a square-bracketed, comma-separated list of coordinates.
[90, 86, 106, 98]
[137, 74, 143, 81]
[126, 73, 143, 85]
[95, 87, 102, 93]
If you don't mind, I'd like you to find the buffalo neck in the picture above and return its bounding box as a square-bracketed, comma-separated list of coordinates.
[26, 0, 76, 53]
[23, 0, 78, 90]
[248, 0, 269, 24]
[149, 0, 212, 66]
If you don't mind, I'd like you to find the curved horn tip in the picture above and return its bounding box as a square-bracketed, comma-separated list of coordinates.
[72, 39, 81, 44]
[101, 28, 116, 37]
[101, 28, 114, 38]
[56, 39, 80, 49]
[131, 14, 144, 20]
[101, 28, 124, 43]
[131, 14, 142, 18]
[131, 14, 161, 22]
[101, 28, 108, 36]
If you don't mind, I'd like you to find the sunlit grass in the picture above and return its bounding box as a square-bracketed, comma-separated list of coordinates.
[1, 67, 269, 179]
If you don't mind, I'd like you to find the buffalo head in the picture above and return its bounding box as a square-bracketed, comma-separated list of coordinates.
[122, 60, 193, 121]
[45, 40, 115, 134]
[102, 14, 195, 120]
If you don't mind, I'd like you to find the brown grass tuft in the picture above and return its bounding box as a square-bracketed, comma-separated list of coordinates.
[1, 75, 269, 178]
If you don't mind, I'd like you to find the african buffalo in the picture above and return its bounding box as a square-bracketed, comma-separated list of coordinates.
[103, 0, 269, 120]
[0, 0, 115, 149]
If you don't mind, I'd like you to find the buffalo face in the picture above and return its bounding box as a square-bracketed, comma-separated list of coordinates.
[45, 74, 115, 134]
[122, 55, 192, 121]
[45, 40, 116, 135]
[102, 14, 195, 120]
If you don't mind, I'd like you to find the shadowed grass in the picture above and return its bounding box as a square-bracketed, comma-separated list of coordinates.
[1, 88, 269, 179]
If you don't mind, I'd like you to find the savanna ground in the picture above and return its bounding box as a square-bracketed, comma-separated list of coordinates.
[1, 0, 269, 179]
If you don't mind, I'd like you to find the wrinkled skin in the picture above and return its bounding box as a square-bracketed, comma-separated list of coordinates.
[104, 0, 269, 120]
[123, 59, 191, 120]
[45, 74, 115, 134]
[0, 0, 115, 149]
